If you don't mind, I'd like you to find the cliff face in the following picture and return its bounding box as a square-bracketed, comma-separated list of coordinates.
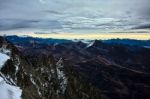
[0, 36, 103, 99]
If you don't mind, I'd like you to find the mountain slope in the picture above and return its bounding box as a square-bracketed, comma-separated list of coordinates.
[2, 36, 150, 99]
[0, 36, 103, 99]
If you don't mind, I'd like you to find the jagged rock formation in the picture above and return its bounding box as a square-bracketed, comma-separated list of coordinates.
[0, 36, 103, 99]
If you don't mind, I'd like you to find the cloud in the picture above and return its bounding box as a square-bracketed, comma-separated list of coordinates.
[44, 10, 63, 15]
[0, 0, 150, 32]
[0, 19, 62, 31]
[132, 24, 150, 29]
[39, 0, 46, 4]
[109, 31, 150, 33]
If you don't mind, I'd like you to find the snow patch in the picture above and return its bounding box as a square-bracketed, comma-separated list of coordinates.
[72, 39, 92, 44]
[56, 58, 68, 93]
[0, 77, 22, 99]
[86, 41, 94, 48]
[0, 45, 11, 55]
[0, 52, 10, 69]
[14, 56, 20, 78]
[143, 46, 150, 49]
[29, 74, 42, 96]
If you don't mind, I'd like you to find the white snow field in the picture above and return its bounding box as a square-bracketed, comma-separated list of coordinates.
[0, 52, 22, 99]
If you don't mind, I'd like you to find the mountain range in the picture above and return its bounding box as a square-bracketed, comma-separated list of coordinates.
[0, 36, 150, 99]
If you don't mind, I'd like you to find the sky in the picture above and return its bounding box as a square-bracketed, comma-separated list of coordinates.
[0, 0, 150, 39]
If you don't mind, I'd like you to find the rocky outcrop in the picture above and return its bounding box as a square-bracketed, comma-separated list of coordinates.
[0, 36, 103, 99]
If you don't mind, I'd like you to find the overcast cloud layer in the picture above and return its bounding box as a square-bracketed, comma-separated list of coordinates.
[0, 0, 150, 33]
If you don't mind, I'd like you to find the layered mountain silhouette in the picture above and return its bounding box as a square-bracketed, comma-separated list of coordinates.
[0, 36, 150, 99]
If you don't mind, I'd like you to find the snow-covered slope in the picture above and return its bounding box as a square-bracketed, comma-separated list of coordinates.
[0, 52, 22, 99]
[0, 40, 22, 99]
[0, 77, 22, 99]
